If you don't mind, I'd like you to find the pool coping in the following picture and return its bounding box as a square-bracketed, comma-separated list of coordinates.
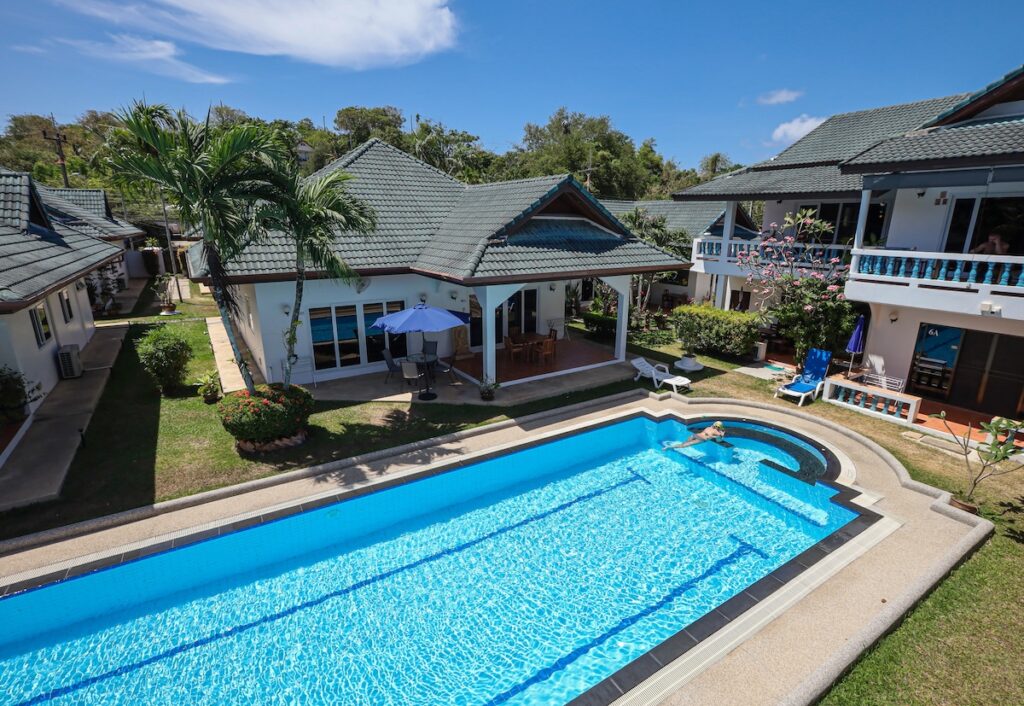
[0, 394, 995, 706]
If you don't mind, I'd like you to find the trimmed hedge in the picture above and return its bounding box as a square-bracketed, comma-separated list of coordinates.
[628, 328, 676, 347]
[218, 384, 315, 443]
[137, 325, 194, 393]
[671, 304, 760, 358]
[581, 311, 617, 338]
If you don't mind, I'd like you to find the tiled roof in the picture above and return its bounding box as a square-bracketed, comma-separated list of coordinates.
[841, 116, 1024, 172]
[191, 139, 686, 283]
[0, 172, 121, 309]
[764, 94, 970, 169]
[473, 218, 684, 280]
[674, 164, 865, 200]
[924, 64, 1024, 127]
[600, 199, 759, 237]
[44, 187, 108, 217]
[0, 171, 33, 231]
[36, 185, 144, 240]
[674, 94, 970, 200]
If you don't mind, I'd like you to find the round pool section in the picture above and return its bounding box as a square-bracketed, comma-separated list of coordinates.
[0, 412, 868, 706]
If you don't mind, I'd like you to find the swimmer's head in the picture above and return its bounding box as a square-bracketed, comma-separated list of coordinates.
[713, 421, 725, 430]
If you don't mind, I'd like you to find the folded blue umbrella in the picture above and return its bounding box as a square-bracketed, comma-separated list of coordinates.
[845, 314, 865, 376]
[372, 303, 467, 334]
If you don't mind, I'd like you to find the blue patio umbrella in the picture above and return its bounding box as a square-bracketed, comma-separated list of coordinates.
[372, 303, 466, 400]
[844, 315, 866, 377]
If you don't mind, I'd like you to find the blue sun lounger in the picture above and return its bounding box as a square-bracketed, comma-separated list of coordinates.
[775, 348, 832, 406]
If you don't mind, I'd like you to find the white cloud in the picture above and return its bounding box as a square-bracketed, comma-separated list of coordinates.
[757, 88, 802, 106]
[771, 114, 826, 144]
[11, 44, 48, 54]
[57, 0, 457, 69]
[60, 34, 230, 84]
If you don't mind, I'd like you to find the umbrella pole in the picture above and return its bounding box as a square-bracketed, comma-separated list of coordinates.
[418, 330, 437, 401]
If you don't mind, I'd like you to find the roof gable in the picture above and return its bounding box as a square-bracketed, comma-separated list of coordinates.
[44, 187, 110, 218]
[36, 185, 143, 241]
[925, 64, 1024, 127]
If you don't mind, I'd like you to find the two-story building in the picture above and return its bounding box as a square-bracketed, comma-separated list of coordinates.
[678, 64, 1024, 424]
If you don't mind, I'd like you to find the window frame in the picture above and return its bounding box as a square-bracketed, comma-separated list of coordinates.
[30, 302, 53, 348]
[58, 289, 74, 323]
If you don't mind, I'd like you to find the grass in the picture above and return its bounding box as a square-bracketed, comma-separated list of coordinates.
[1, 320, 1021, 704]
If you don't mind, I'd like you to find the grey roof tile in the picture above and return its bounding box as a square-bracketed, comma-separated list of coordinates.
[193, 139, 685, 283]
[0, 173, 122, 308]
[842, 116, 1024, 171]
[674, 164, 865, 200]
[36, 185, 145, 240]
[600, 199, 759, 237]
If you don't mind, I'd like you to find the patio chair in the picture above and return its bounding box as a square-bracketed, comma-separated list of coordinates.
[775, 348, 832, 406]
[434, 357, 459, 384]
[631, 357, 691, 394]
[537, 338, 555, 364]
[382, 350, 402, 384]
[422, 339, 438, 357]
[401, 360, 426, 391]
[504, 336, 526, 362]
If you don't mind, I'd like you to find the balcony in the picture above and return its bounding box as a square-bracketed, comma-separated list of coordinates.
[691, 237, 851, 277]
[847, 249, 1024, 318]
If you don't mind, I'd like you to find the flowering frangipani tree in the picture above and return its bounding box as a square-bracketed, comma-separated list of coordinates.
[737, 208, 855, 366]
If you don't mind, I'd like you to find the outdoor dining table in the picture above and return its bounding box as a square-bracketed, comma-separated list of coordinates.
[404, 352, 439, 400]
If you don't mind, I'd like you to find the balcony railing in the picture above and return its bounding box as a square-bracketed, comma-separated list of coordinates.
[693, 237, 851, 266]
[851, 249, 1024, 289]
[822, 375, 921, 424]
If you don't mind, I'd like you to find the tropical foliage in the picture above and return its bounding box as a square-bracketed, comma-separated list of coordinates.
[737, 209, 856, 365]
[617, 207, 690, 328]
[932, 412, 1024, 501]
[106, 102, 284, 393]
[0, 366, 42, 423]
[256, 162, 376, 387]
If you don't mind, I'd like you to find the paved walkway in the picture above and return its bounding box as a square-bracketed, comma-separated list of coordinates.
[0, 325, 127, 512]
[205, 317, 264, 393]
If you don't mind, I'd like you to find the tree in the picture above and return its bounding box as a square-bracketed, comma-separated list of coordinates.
[408, 118, 490, 181]
[618, 207, 689, 327]
[333, 106, 406, 150]
[698, 152, 735, 182]
[107, 102, 284, 393]
[931, 412, 1024, 502]
[737, 209, 855, 365]
[259, 163, 376, 387]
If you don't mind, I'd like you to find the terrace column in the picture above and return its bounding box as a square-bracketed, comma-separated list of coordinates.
[714, 200, 737, 309]
[600, 275, 631, 361]
[850, 188, 872, 275]
[472, 283, 523, 384]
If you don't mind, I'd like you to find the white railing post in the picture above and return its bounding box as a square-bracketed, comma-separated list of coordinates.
[850, 188, 872, 276]
[715, 201, 737, 309]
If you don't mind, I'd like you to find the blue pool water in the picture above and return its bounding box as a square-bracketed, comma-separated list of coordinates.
[0, 416, 855, 705]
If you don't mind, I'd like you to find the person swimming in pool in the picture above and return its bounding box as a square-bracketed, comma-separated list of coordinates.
[665, 421, 726, 449]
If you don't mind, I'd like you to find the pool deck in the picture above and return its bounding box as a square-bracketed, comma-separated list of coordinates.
[0, 390, 991, 705]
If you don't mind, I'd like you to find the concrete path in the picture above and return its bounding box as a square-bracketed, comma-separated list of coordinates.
[204, 317, 264, 392]
[114, 277, 149, 314]
[311, 361, 634, 406]
[0, 325, 127, 512]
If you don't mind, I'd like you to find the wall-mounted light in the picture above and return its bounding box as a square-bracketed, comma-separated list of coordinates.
[889, 310, 899, 324]
[355, 278, 371, 294]
[916, 189, 926, 198]
[548, 283, 557, 292]
[449, 289, 458, 301]
[418, 292, 428, 303]
[281, 303, 291, 316]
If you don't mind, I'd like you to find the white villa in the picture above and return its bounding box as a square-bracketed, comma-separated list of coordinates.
[678, 64, 1024, 424]
[188, 139, 687, 388]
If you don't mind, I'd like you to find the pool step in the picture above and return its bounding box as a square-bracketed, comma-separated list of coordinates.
[672, 449, 830, 526]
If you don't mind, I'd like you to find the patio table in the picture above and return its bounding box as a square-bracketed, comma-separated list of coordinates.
[404, 353, 439, 400]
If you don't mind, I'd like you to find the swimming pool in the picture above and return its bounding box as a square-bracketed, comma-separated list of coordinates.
[0, 413, 871, 705]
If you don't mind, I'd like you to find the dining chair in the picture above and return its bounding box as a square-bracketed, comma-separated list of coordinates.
[422, 339, 438, 357]
[434, 357, 459, 384]
[401, 360, 425, 391]
[383, 350, 402, 383]
[538, 338, 555, 364]
[504, 336, 525, 362]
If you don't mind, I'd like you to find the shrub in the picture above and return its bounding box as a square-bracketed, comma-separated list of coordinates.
[671, 304, 760, 358]
[581, 311, 617, 338]
[137, 325, 194, 393]
[0, 366, 42, 423]
[218, 384, 315, 443]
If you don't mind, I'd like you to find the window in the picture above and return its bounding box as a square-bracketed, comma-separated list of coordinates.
[363, 303, 386, 363]
[58, 289, 74, 323]
[335, 305, 360, 367]
[386, 300, 407, 357]
[796, 201, 887, 244]
[310, 307, 336, 370]
[30, 303, 52, 347]
[944, 196, 1024, 255]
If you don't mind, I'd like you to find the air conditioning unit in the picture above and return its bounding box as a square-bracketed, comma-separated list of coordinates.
[58, 344, 83, 379]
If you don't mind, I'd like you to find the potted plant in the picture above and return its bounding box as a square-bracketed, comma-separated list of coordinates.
[931, 411, 1024, 513]
[479, 378, 500, 401]
[0, 366, 42, 423]
[196, 371, 221, 404]
[155, 273, 177, 315]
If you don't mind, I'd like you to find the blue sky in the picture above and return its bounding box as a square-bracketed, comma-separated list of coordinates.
[3, 1, 1022, 168]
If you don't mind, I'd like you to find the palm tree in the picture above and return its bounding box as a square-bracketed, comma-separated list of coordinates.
[259, 163, 376, 387]
[106, 102, 282, 393]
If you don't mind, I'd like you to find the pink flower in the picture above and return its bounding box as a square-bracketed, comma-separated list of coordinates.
[827, 284, 840, 292]
[837, 294, 846, 300]
[769, 222, 778, 230]
[803, 305, 815, 312]
[830, 257, 841, 264]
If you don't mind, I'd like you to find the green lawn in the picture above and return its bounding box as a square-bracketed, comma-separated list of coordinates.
[1, 321, 1021, 704]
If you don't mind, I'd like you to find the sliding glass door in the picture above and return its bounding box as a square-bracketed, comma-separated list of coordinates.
[309, 299, 406, 371]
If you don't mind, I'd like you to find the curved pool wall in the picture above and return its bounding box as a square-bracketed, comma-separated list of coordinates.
[0, 413, 876, 706]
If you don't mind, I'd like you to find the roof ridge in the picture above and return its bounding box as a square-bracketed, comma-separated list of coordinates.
[825, 92, 973, 121]
[465, 173, 569, 189]
[312, 137, 464, 185]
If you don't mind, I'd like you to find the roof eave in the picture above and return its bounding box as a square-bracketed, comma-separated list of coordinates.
[840, 152, 1024, 174]
[0, 249, 122, 313]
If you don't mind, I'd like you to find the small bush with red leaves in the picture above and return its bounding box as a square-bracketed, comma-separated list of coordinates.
[217, 384, 314, 443]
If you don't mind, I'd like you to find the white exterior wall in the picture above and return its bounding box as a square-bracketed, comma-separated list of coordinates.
[233, 283, 268, 378]
[0, 280, 96, 412]
[862, 302, 1024, 381]
[247, 274, 568, 384]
